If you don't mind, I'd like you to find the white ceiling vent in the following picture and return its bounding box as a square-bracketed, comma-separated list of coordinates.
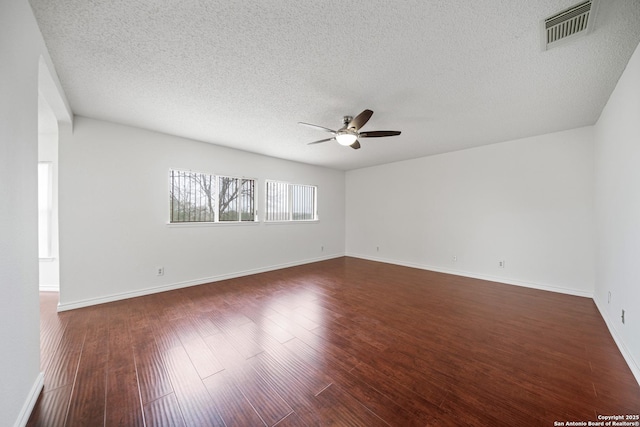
[542, 0, 598, 50]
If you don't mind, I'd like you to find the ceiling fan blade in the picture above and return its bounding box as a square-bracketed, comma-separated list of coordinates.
[348, 109, 373, 131]
[307, 137, 336, 145]
[350, 140, 361, 149]
[359, 130, 401, 138]
[298, 122, 337, 134]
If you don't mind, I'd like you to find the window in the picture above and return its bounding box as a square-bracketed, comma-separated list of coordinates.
[169, 169, 256, 223]
[218, 176, 255, 221]
[265, 180, 317, 222]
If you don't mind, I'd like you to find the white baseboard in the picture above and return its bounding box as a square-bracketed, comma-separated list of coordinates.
[39, 284, 59, 292]
[14, 372, 44, 427]
[57, 253, 344, 312]
[346, 252, 593, 298]
[593, 295, 640, 386]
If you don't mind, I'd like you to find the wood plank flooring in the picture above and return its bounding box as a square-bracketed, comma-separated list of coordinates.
[28, 257, 640, 426]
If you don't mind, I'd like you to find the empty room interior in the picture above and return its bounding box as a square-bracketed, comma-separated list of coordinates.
[3, 0, 640, 425]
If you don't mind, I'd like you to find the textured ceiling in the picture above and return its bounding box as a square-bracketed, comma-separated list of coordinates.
[29, 0, 640, 170]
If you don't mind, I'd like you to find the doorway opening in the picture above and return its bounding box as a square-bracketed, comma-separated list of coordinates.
[37, 91, 59, 292]
[37, 55, 72, 304]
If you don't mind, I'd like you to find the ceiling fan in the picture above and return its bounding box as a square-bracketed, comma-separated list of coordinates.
[299, 109, 401, 149]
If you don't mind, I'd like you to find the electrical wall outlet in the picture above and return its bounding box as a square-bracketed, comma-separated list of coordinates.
[321, 245, 324, 252]
[376, 246, 380, 252]
[498, 260, 505, 268]
[452, 255, 457, 262]
[156, 266, 164, 276]
[608, 291, 611, 304]
[621, 309, 625, 324]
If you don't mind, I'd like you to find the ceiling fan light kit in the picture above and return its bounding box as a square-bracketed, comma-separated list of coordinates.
[335, 131, 358, 146]
[299, 109, 401, 150]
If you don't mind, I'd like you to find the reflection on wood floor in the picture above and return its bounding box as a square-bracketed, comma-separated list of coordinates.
[29, 257, 640, 426]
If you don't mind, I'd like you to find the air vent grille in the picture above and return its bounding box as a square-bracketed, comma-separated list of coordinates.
[543, 0, 596, 50]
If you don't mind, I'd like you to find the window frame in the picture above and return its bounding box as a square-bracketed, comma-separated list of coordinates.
[264, 180, 318, 223]
[217, 175, 257, 223]
[168, 169, 258, 225]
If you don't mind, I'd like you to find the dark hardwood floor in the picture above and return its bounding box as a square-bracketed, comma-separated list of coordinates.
[28, 257, 640, 426]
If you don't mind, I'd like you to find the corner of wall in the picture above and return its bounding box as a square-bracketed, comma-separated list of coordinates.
[13, 372, 44, 427]
[593, 295, 640, 385]
[38, 55, 73, 126]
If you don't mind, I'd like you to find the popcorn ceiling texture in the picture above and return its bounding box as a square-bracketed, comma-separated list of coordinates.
[29, 0, 640, 170]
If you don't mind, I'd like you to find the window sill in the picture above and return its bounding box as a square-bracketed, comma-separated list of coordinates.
[166, 220, 319, 227]
[264, 220, 319, 225]
[166, 221, 260, 228]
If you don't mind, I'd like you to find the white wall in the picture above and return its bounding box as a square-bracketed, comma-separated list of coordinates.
[58, 117, 345, 310]
[346, 127, 596, 296]
[594, 41, 640, 382]
[0, 1, 70, 425]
